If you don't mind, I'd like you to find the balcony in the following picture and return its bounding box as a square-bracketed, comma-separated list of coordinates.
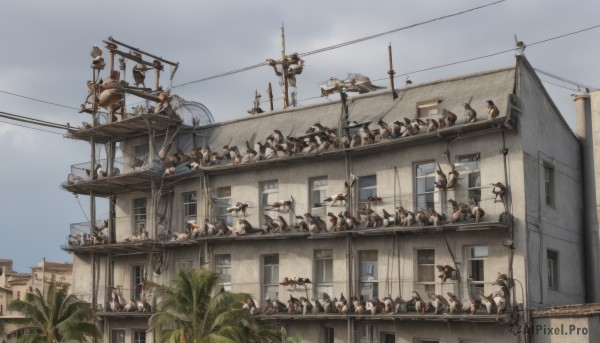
[61, 154, 190, 196]
[62, 197, 509, 255]
[66, 112, 182, 144]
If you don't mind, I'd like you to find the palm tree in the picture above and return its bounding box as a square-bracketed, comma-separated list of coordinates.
[148, 268, 282, 343]
[7, 282, 100, 343]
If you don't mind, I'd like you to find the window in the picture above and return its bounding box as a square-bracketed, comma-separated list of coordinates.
[359, 250, 378, 301]
[133, 144, 149, 170]
[263, 254, 279, 301]
[415, 162, 435, 211]
[417, 249, 435, 293]
[215, 254, 232, 291]
[358, 175, 377, 211]
[133, 198, 147, 235]
[111, 330, 125, 343]
[324, 327, 334, 343]
[356, 324, 378, 343]
[467, 245, 488, 295]
[310, 177, 328, 208]
[261, 180, 279, 227]
[182, 191, 197, 225]
[133, 330, 146, 343]
[544, 164, 554, 206]
[417, 101, 438, 119]
[457, 154, 481, 202]
[314, 249, 333, 297]
[548, 250, 558, 290]
[216, 187, 232, 226]
[132, 265, 144, 300]
[382, 333, 395, 343]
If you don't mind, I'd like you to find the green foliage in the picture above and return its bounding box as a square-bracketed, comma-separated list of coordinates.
[281, 328, 302, 343]
[7, 282, 101, 343]
[148, 268, 282, 343]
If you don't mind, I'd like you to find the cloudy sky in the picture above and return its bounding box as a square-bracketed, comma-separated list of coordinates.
[1, 0, 598, 272]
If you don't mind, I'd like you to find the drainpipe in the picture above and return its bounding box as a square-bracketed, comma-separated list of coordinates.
[346, 233, 354, 343]
[574, 93, 600, 302]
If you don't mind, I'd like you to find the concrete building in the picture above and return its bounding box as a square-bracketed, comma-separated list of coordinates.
[61, 51, 594, 343]
[0, 259, 73, 343]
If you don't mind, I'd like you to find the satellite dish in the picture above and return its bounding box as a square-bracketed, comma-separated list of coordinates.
[90, 45, 103, 58]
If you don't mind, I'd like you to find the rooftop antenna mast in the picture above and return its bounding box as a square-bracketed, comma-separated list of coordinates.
[266, 23, 304, 109]
[388, 43, 398, 100]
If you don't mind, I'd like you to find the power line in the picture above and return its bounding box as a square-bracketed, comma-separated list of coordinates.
[0, 119, 64, 135]
[540, 79, 580, 92]
[535, 68, 597, 91]
[173, 0, 505, 88]
[0, 110, 72, 130]
[369, 23, 600, 81]
[0, 90, 80, 110]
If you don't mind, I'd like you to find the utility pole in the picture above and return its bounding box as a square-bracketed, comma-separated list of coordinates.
[266, 23, 304, 109]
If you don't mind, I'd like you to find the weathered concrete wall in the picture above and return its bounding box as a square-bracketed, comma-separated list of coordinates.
[516, 59, 585, 307]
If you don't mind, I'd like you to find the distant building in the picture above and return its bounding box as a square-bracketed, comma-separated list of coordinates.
[0, 259, 73, 343]
[61, 53, 598, 343]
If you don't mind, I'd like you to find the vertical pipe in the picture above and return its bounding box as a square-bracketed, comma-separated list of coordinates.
[281, 24, 289, 108]
[119, 57, 127, 120]
[268, 83, 274, 111]
[387, 44, 397, 100]
[346, 233, 354, 343]
[574, 94, 600, 302]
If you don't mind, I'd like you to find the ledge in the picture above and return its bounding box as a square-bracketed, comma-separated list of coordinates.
[256, 312, 513, 323]
[97, 311, 153, 319]
[62, 220, 508, 254]
[60, 117, 511, 195]
[66, 113, 182, 144]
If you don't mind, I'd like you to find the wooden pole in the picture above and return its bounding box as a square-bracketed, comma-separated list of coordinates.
[154, 60, 162, 91]
[268, 83, 274, 111]
[119, 57, 127, 119]
[281, 24, 289, 108]
[388, 44, 397, 100]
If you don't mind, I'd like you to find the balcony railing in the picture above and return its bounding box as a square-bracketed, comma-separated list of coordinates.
[64, 220, 109, 248]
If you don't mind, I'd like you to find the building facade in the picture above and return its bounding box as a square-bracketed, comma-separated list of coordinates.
[0, 259, 73, 342]
[62, 53, 591, 343]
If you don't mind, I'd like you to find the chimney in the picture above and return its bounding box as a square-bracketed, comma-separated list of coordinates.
[574, 92, 600, 302]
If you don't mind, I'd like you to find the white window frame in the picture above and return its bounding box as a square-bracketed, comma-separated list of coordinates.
[215, 254, 232, 291]
[182, 191, 197, 225]
[260, 180, 279, 227]
[416, 249, 435, 293]
[216, 187, 232, 226]
[359, 250, 378, 301]
[417, 101, 439, 119]
[133, 197, 147, 235]
[466, 245, 488, 295]
[358, 175, 377, 211]
[414, 161, 436, 211]
[310, 177, 328, 209]
[456, 154, 481, 203]
[133, 144, 149, 171]
[356, 323, 378, 343]
[132, 265, 144, 301]
[133, 330, 146, 343]
[314, 249, 333, 298]
[263, 254, 279, 301]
